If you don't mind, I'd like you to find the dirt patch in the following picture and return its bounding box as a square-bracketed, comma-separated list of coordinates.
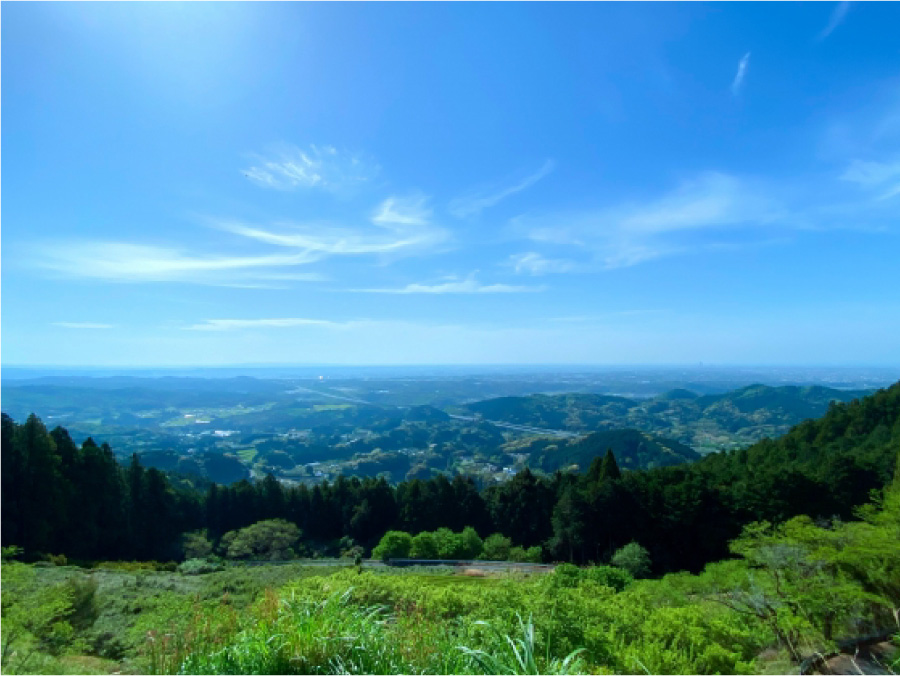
[809, 640, 897, 675]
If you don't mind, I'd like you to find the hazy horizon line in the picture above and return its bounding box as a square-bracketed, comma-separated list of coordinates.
[4, 363, 900, 371]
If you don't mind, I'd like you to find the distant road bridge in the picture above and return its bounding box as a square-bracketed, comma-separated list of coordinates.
[447, 414, 579, 439]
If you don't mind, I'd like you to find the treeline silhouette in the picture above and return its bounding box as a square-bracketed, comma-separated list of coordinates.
[2, 382, 897, 573]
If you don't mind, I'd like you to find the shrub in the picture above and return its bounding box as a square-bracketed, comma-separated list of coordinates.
[583, 565, 634, 592]
[1, 561, 78, 672]
[549, 563, 582, 588]
[177, 558, 224, 575]
[508, 546, 542, 563]
[458, 527, 484, 560]
[221, 519, 301, 561]
[410, 532, 439, 559]
[182, 531, 213, 559]
[611, 542, 652, 578]
[63, 576, 99, 632]
[372, 531, 413, 561]
[93, 561, 161, 572]
[433, 528, 464, 559]
[481, 533, 512, 561]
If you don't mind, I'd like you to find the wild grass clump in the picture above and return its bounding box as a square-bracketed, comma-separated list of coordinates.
[159, 589, 473, 675]
[459, 614, 586, 675]
[152, 589, 595, 675]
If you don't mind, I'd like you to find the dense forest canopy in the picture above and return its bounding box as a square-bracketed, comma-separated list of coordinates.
[2, 382, 898, 574]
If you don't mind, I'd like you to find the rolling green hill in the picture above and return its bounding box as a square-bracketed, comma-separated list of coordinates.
[506, 429, 699, 472]
[464, 384, 870, 452]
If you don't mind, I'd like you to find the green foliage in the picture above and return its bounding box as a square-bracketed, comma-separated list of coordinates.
[459, 526, 485, 559]
[182, 531, 213, 559]
[407, 526, 486, 560]
[582, 565, 634, 592]
[548, 563, 582, 588]
[509, 545, 543, 563]
[611, 542, 652, 578]
[409, 531, 439, 559]
[154, 590, 474, 676]
[2, 545, 24, 561]
[177, 558, 224, 575]
[433, 527, 463, 559]
[93, 560, 175, 572]
[481, 533, 512, 560]
[1, 561, 80, 674]
[459, 614, 586, 675]
[267, 566, 769, 674]
[372, 531, 412, 561]
[220, 519, 300, 560]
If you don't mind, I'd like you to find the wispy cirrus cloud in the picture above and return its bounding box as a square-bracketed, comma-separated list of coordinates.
[52, 322, 115, 329]
[372, 195, 432, 226]
[840, 158, 900, 200]
[818, 1, 851, 40]
[33, 194, 448, 286]
[242, 144, 378, 193]
[731, 52, 751, 96]
[185, 318, 341, 331]
[508, 252, 578, 276]
[352, 273, 543, 294]
[449, 160, 555, 218]
[33, 242, 326, 286]
[218, 194, 450, 258]
[513, 172, 784, 269]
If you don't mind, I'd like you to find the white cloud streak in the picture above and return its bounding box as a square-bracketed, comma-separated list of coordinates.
[840, 158, 900, 201]
[242, 144, 378, 193]
[819, 1, 850, 40]
[353, 274, 544, 294]
[840, 159, 900, 187]
[34, 242, 325, 285]
[731, 52, 751, 96]
[449, 160, 555, 218]
[514, 172, 784, 270]
[53, 322, 115, 330]
[185, 318, 341, 331]
[32, 195, 449, 286]
[508, 252, 577, 276]
[217, 195, 450, 258]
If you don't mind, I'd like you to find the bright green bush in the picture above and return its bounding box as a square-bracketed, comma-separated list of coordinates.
[611, 541, 652, 578]
[582, 565, 634, 592]
[410, 531, 439, 559]
[371, 531, 412, 561]
[1, 561, 80, 674]
[480, 533, 512, 560]
[458, 526, 484, 559]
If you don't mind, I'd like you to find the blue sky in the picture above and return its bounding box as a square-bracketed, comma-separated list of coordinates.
[2, 2, 899, 366]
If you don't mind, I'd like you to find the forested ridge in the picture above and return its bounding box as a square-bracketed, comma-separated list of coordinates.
[2, 382, 898, 573]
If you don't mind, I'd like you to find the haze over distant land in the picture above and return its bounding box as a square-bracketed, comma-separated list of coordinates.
[2, 3, 899, 366]
[3, 364, 900, 390]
